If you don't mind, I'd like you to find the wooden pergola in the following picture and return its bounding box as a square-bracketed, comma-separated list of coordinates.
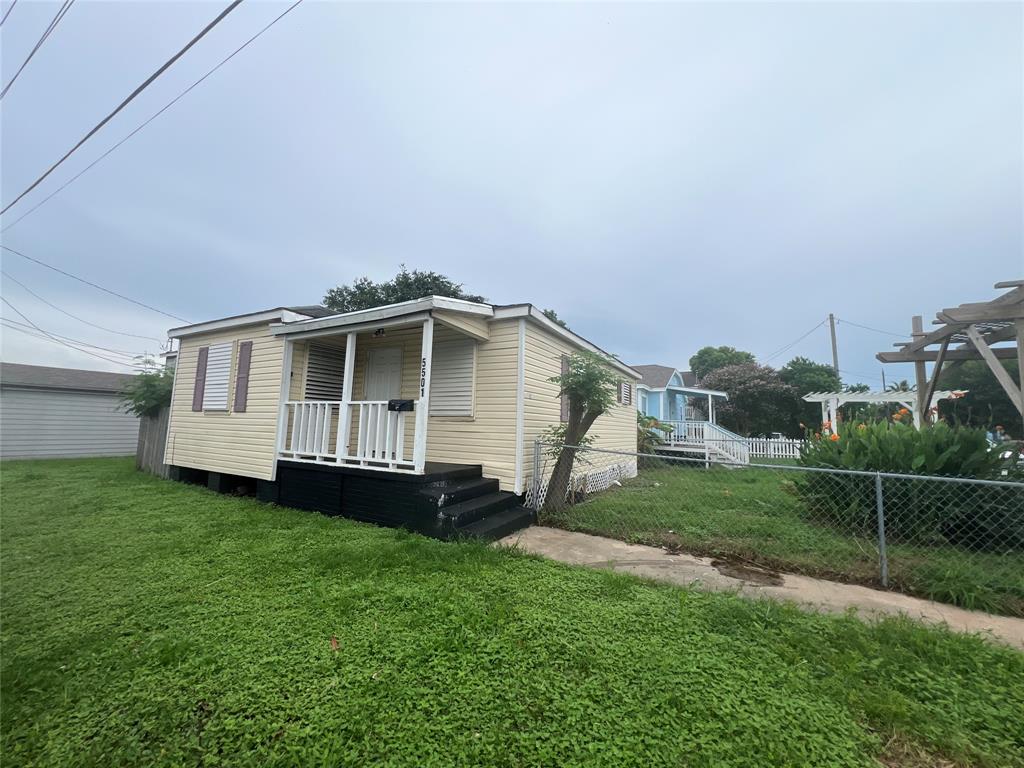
[803, 390, 964, 430]
[876, 280, 1024, 429]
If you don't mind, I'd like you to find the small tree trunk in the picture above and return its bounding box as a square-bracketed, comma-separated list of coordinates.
[542, 409, 600, 514]
[543, 445, 577, 513]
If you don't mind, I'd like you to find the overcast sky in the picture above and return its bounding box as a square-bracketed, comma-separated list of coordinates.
[1, 0, 1021, 386]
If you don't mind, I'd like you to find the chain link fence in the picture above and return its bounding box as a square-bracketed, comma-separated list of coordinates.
[528, 441, 1024, 618]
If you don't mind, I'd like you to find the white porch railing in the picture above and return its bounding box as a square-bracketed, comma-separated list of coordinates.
[748, 437, 805, 460]
[277, 400, 416, 472]
[663, 420, 751, 465]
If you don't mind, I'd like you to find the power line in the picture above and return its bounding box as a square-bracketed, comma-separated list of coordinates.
[0, 244, 190, 322]
[1, 0, 304, 233]
[2, 296, 146, 368]
[1, 321, 146, 369]
[836, 318, 905, 338]
[0, 0, 243, 216]
[1, 269, 164, 341]
[0, 0, 74, 100]
[1, 318, 142, 357]
[760, 319, 827, 364]
[0, 0, 19, 27]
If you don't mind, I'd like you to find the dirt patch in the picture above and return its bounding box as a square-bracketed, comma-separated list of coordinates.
[710, 559, 784, 586]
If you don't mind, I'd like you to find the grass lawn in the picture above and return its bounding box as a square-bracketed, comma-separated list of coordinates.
[543, 464, 1024, 616]
[2, 459, 1022, 767]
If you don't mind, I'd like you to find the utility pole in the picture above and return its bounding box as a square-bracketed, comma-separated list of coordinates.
[828, 313, 839, 375]
[880, 368, 887, 390]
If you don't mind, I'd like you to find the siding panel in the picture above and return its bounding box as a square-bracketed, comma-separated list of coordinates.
[166, 325, 285, 480]
[0, 388, 140, 458]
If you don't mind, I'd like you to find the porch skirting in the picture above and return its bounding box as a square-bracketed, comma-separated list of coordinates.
[169, 460, 531, 540]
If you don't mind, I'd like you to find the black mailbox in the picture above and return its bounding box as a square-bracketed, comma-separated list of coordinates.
[387, 399, 415, 412]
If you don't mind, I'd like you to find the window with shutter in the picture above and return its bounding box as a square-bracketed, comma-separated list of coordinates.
[202, 342, 233, 410]
[559, 355, 570, 423]
[304, 342, 345, 400]
[618, 381, 632, 406]
[429, 339, 475, 416]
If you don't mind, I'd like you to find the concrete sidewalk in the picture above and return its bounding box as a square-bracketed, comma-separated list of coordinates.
[498, 526, 1024, 650]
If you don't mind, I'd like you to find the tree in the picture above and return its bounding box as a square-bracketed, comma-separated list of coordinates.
[780, 356, 841, 427]
[542, 352, 620, 512]
[700, 362, 802, 437]
[323, 265, 485, 313]
[119, 363, 174, 417]
[938, 360, 1022, 436]
[688, 346, 755, 382]
[541, 308, 568, 328]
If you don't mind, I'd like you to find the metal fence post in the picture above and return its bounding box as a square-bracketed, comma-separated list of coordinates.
[532, 439, 542, 510]
[875, 472, 889, 588]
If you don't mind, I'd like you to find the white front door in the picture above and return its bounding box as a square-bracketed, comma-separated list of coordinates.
[365, 347, 403, 401]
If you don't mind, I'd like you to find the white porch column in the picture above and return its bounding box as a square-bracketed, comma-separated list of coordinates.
[337, 331, 357, 458]
[707, 393, 714, 424]
[273, 338, 295, 479]
[413, 316, 434, 473]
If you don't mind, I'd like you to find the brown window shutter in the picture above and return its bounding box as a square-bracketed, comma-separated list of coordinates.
[617, 381, 623, 404]
[192, 346, 209, 411]
[234, 340, 253, 412]
[559, 355, 570, 423]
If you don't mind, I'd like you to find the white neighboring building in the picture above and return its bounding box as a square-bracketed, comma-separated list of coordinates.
[0, 363, 140, 459]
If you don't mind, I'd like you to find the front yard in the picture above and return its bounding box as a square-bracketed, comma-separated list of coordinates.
[2, 459, 1022, 767]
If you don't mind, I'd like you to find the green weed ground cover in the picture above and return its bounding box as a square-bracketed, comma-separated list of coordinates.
[2, 459, 1022, 767]
[546, 465, 1024, 616]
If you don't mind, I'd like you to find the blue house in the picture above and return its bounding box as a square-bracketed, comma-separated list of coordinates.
[632, 365, 749, 463]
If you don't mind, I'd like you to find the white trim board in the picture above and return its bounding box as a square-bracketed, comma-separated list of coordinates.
[168, 309, 311, 339]
[492, 304, 640, 378]
[513, 317, 526, 495]
[271, 296, 493, 336]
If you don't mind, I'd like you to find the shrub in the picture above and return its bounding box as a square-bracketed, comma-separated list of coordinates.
[637, 414, 671, 454]
[119, 365, 174, 417]
[793, 421, 1023, 547]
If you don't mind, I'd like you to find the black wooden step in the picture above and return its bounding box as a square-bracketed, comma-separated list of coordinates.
[439, 491, 519, 528]
[458, 506, 534, 541]
[419, 477, 500, 507]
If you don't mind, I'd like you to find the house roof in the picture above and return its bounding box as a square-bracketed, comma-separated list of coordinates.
[632, 365, 677, 389]
[170, 296, 640, 378]
[269, 296, 641, 378]
[632, 364, 726, 398]
[632, 365, 699, 388]
[285, 305, 334, 318]
[0, 363, 136, 393]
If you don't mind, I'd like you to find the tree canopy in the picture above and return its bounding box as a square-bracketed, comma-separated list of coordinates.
[688, 346, 755, 382]
[119, 364, 174, 417]
[700, 362, 801, 437]
[938, 360, 1022, 435]
[780, 356, 841, 426]
[543, 352, 620, 511]
[780, 356, 840, 394]
[323, 266, 485, 313]
[541, 308, 568, 328]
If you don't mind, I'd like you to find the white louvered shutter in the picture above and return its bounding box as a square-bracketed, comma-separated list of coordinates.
[304, 343, 345, 400]
[429, 339, 475, 416]
[202, 342, 233, 410]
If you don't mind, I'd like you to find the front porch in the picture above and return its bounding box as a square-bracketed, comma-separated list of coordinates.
[274, 315, 453, 475]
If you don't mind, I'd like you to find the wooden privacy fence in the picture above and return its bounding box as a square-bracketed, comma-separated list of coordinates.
[136, 406, 170, 478]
